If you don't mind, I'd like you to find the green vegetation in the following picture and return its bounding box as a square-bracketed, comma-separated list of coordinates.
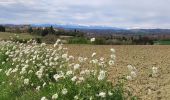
[0, 26, 5, 32]
[0, 32, 39, 40]
[154, 40, 170, 45]
[0, 40, 136, 100]
[68, 37, 89, 44]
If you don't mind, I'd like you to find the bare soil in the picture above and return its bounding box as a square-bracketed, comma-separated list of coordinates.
[65, 44, 170, 100]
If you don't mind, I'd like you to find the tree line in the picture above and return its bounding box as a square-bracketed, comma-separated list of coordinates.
[0, 25, 5, 32]
[28, 26, 85, 37]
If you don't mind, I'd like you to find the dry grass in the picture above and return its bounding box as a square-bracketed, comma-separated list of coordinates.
[65, 44, 170, 100]
[0, 32, 36, 40]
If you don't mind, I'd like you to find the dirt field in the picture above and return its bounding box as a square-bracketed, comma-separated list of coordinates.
[65, 44, 170, 100]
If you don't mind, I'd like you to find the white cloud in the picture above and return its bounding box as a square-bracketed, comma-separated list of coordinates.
[0, 0, 170, 28]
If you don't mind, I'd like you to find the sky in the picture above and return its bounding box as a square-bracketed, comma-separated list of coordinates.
[0, 0, 170, 28]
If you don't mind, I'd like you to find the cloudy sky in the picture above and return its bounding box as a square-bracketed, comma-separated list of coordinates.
[0, 0, 170, 28]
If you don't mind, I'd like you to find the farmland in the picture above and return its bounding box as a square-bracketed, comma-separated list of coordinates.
[154, 40, 170, 45]
[0, 32, 35, 40]
[0, 33, 170, 99]
[65, 44, 170, 99]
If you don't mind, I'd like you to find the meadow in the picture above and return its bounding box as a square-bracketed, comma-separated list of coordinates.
[0, 33, 169, 100]
[154, 40, 170, 45]
[0, 32, 35, 40]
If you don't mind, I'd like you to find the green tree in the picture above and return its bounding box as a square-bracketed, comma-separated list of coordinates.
[28, 27, 33, 33]
[49, 26, 55, 34]
[42, 28, 49, 36]
[0, 25, 5, 32]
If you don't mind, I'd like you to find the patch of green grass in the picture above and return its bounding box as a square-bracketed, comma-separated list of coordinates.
[68, 37, 90, 44]
[154, 40, 170, 45]
[0, 32, 41, 40]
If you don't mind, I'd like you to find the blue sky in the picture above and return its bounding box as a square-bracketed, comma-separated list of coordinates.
[0, 0, 170, 28]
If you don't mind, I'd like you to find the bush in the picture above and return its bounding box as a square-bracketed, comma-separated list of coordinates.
[42, 34, 58, 44]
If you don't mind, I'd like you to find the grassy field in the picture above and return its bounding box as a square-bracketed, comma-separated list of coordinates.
[0, 32, 40, 40]
[154, 40, 170, 45]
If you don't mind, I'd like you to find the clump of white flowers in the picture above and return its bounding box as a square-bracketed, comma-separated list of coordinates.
[98, 92, 106, 98]
[152, 67, 158, 77]
[41, 97, 48, 100]
[126, 65, 137, 80]
[109, 48, 116, 66]
[90, 38, 95, 42]
[0, 39, 136, 99]
[98, 70, 106, 81]
[52, 93, 58, 99]
[74, 64, 80, 70]
[24, 78, 29, 85]
[62, 88, 68, 95]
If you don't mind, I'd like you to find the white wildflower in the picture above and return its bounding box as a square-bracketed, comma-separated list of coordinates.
[36, 70, 43, 79]
[9, 82, 12, 85]
[28, 70, 33, 74]
[71, 76, 77, 82]
[24, 78, 29, 85]
[98, 92, 106, 98]
[69, 56, 74, 60]
[40, 43, 46, 47]
[91, 59, 98, 64]
[41, 96, 48, 100]
[91, 52, 96, 57]
[148, 89, 152, 95]
[74, 95, 79, 100]
[108, 91, 113, 96]
[6, 68, 12, 76]
[74, 64, 80, 70]
[90, 38, 95, 42]
[109, 60, 114, 66]
[110, 48, 115, 53]
[98, 70, 106, 80]
[78, 77, 85, 82]
[100, 57, 104, 61]
[62, 88, 68, 95]
[52, 93, 58, 99]
[36, 86, 41, 91]
[126, 76, 132, 81]
[2, 61, 5, 65]
[127, 65, 134, 71]
[152, 67, 158, 77]
[43, 82, 46, 87]
[131, 71, 137, 78]
[66, 70, 73, 76]
[110, 54, 116, 59]
[78, 57, 84, 62]
[11, 67, 18, 73]
[62, 54, 68, 59]
[152, 67, 158, 74]
[53, 74, 61, 81]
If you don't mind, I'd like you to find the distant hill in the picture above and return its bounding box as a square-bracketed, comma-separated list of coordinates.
[31, 24, 170, 35]
[2, 24, 170, 35]
[31, 24, 123, 30]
